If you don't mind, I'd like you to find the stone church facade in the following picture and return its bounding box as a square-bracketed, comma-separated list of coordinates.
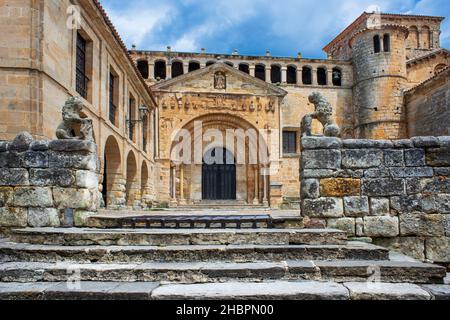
[1, 1, 449, 210]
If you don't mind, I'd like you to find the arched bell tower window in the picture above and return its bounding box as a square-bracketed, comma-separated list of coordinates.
[154, 60, 166, 80]
[383, 34, 390, 52]
[374, 35, 381, 53]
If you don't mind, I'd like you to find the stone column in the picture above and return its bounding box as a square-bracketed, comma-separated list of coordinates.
[281, 67, 287, 83]
[169, 166, 177, 207]
[327, 69, 333, 86]
[183, 63, 189, 75]
[249, 65, 255, 77]
[148, 61, 155, 80]
[167, 63, 172, 79]
[297, 68, 303, 85]
[253, 166, 260, 205]
[179, 165, 186, 205]
[265, 66, 271, 83]
[262, 168, 269, 207]
[312, 68, 318, 86]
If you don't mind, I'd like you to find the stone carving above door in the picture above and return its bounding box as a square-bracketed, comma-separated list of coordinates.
[214, 71, 226, 90]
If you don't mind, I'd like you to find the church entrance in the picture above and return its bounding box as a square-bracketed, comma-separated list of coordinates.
[202, 148, 236, 200]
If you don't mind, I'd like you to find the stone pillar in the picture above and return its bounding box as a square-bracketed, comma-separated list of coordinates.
[148, 61, 155, 80]
[179, 165, 186, 205]
[253, 166, 260, 205]
[249, 65, 255, 77]
[327, 69, 333, 86]
[281, 67, 287, 83]
[167, 63, 172, 79]
[262, 168, 269, 207]
[297, 68, 303, 85]
[265, 66, 271, 83]
[312, 68, 318, 86]
[183, 63, 189, 75]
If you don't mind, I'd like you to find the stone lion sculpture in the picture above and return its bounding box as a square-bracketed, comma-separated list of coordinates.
[56, 97, 94, 141]
[301, 92, 341, 137]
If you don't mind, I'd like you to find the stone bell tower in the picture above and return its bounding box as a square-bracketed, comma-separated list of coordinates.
[350, 23, 409, 139]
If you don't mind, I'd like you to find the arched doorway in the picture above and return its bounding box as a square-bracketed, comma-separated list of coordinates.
[103, 136, 122, 208]
[202, 148, 236, 200]
[126, 151, 138, 207]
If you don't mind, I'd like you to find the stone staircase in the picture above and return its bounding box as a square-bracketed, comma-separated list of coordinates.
[0, 226, 448, 300]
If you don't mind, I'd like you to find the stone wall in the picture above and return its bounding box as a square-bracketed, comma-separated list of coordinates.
[300, 136, 450, 266]
[0, 133, 100, 232]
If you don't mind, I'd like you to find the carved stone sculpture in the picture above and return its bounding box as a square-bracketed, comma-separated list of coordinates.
[301, 92, 341, 137]
[56, 97, 94, 141]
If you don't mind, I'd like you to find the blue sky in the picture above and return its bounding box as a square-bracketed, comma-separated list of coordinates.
[101, 0, 449, 58]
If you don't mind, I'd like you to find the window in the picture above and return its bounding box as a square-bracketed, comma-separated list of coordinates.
[239, 63, 250, 74]
[154, 60, 166, 80]
[137, 60, 149, 79]
[109, 72, 117, 125]
[128, 96, 136, 142]
[171, 61, 183, 78]
[225, 61, 234, 67]
[302, 67, 312, 85]
[287, 66, 297, 84]
[332, 68, 342, 86]
[317, 68, 327, 85]
[142, 115, 148, 153]
[283, 131, 297, 154]
[374, 35, 381, 53]
[206, 61, 216, 67]
[383, 34, 390, 52]
[271, 65, 281, 84]
[188, 61, 200, 72]
[76, 32, 88, 99]
[255, 64, 266, 81]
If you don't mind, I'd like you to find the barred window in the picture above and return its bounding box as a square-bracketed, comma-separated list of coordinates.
[283, 131, 297, 154]
[109, 73, 116, 125]
[76, 33, 88, 98]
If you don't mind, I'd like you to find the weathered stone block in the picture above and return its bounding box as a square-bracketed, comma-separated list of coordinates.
[0, 168, 29, 186]
[301, 137, 342, 149]
[0, 207, 27, 227]
[301, 179, 320, 199]
[404, 149, 425, 167]
[426, 148, 450, 167]
[343, 196, 369, 217]
[438, 136, 450, 148]
[355, 218, 364, 237]
[391, 195, 436, 213]
[436, 195, 450, 214]
[364, 168, 390, 178]
[342, 149, 383, 169]
[27, 208, 60, 228]
[411, 136, 440, 148]
[0, 142, 8, 152]
[363, 216, 399, 237]
[49, 153, 97, 171]
[373, 237, 425, 261]
[369, 198, 390, 216]
[342, 140, 393, 149]
[8, 132, 33, 152]
[302, 169, 334, 179]
[400, 213, 445, 237]
[445, 215, 450, 236]
[29, 169, 75, 187]
[301, 150, 341, 170]
[74, 210, 96, 227]
[435, 168, 450, 177]
[390, 167, 433, 178]
[30, 140, 49, 151]
[76, 170, 99, 189]
[0, 187, 13, 207]
[53, 188, 96, 210]
[22, 151, 49, 168]
[303, 217, 327, 229]
[13, 187, 53, 207]
[425, 237, 450, 263]
[320, 178, 361, 197]
[393, 139, 414, 149]
[362, 179, 405, 196]
[302, 197, 344, 218]
[48, 140, 96, 153]
[407, 177, 450, 194]
[327, 218, 355, 236]
[384, 149, 404, 167]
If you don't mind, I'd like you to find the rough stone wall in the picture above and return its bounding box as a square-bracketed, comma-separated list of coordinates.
[406, 53, 449, 89]
[406, 68, 450, 137]
[0, 133, 100, 231]
[300, 136, 450, 265]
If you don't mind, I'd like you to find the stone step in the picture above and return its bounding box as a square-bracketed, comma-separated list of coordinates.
[0, 281, 438, 300]
[0, 240, 389, 263]
[9, 228, 347, 246]
[0, 260, 444, 284]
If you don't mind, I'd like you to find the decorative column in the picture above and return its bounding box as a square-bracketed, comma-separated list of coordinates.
[265, 66, 271, 83]
[312, 68, 318, 86]
[179, 165, 186, 205]
[281, 67, 287, 83]
[253, 166, 260, 205]
[183, 63, 189, 75]
[327, 69, 333, 86]
[167, 63, 172, 79]
[262, 168, 269, 207]
[148, 61, 155, 80]
[249, 65, 256, 77]
[170, 166, 177, 202]
[297, 68, 303, 85]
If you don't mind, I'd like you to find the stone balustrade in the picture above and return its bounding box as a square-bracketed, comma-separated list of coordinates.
[0, 133, 100, 231]
[300, 136, 450, 265]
